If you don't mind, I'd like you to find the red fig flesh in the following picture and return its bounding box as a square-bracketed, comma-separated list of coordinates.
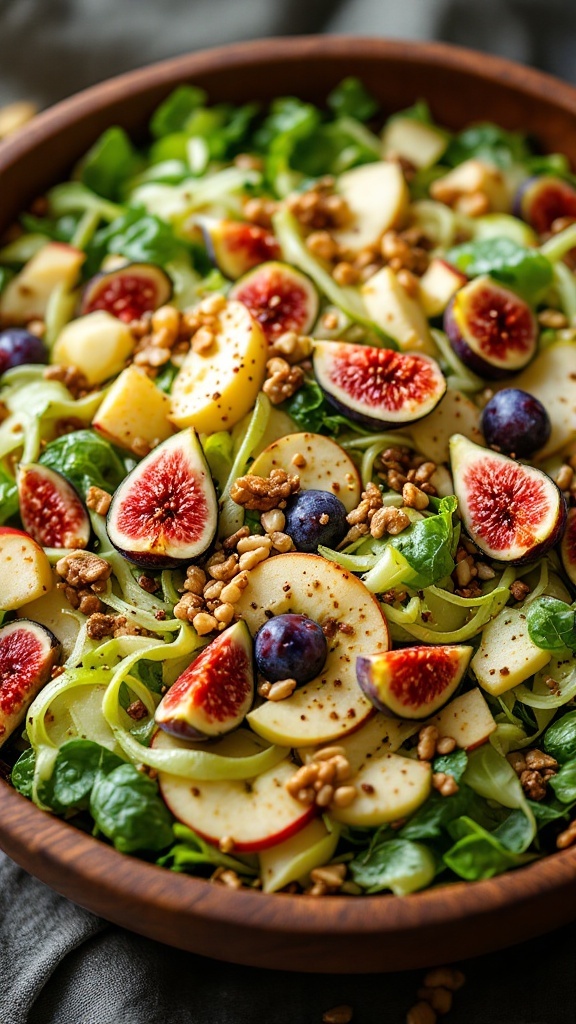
[106, 428, 218, 568]
[450, 434, 566, 564]
[356, 644, 472, 719]
[444, 276, 537, 379]
[18, 464, 90, 550]
[0, 619, 60, 745]
[313, 340, 446, 429]
[517, 175, 576, 235]
[229, 261, 318, 342]
[202, 219, 281, 280]
[81, 263, 172, 322]
[561, 506, 576, 587]
[155, 620, 254, 738]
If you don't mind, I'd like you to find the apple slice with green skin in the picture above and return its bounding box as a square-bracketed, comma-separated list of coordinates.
[106, 428, 218, 569]
[154, 728, 314, 852]
[0, 526, 53, 611]
[238, 553, 388, 747]
[511, 342, 576, 460]
[356, 645, 473, 720]
[155, 621, 254, 739]
[0, 619, 61, 745]
[170, 299, 268, 433]
[450, 434, 566, 564]
[561, 507, 576, 587]
[428, 687, 496, 750]
[259, 818, 340, 893]
[331, 162, 409, 253]
[361, 266, 437, 355]
[409, 389, 484, 466]
[0, 242, 84, 324]
[471, 606, 552, 696]
[250, 432, 361, 513]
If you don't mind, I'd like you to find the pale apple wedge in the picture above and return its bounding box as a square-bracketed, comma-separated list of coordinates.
[418, 259, 467, 318]
[381, 117, 448, 169]
[428, 687, 496, 750]
[332, 162, 409, 254]
[511, 342, 576, 460]
[53, 311, 135, 385]
[16, 574, 82, 659]
[0, 242, 84, 324]
[361, 266, 436, 355]
[298, 712, 420, 767]
[239, 553, 389, 747]
[409, 389, 484, 465]
[0, 527, 53, 611]
[170, 299, 268, 433]
[430, 159, 510, 212]
[259, 819, 340, 893]
[471, 607, 552, 696]
[334, 751, 431, 828]
[250, 432, 361, 513]
[92, 365, 174, 454]
[154, 728, 314, 852]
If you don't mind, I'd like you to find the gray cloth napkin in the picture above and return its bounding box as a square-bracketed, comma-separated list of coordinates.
[0, 849, 574, 1024]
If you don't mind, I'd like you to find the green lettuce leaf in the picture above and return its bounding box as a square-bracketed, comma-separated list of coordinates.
[11, 748, 36, 798]
[549, 759, 576, 804]
[444, 122, 531, 169]
[158, 823, 256, 876]
[282, 379, 361, 437]
[349, 836, 436, 894]
[327, 77, 379, 122]
[40, 739, 124, 814]
[39, 429, 131, 497]
[150, 85, 208, 138]
[544, 710, 576, 763]
[80, 127, 143, 201]
[389, 495, 457, 588]
[446, 236, 553, 300]
[85, 207, 184, 276]
[0, 464, 18, 524]
[443, 815, 536, 880]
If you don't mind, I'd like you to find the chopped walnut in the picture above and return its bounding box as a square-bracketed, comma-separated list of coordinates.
[510, 580, 531, 602]
[262, 357, 304, 404]
[129, 298, 225, 376]
[286, 748, 355, 812]
[267, 331, 313, 364]
[126, 699, 149, 721]
[380, 227, 431, 276]
[417, 726, 439, 762]
[86, 486, 112, 516]
[230, 468, 300, 511]
[370, 506, 410, 538]
[43, 364, 93, 400]
[376, 446, 437, 497]
[286, 177, 351, 232]
[56, 551, 112, 617]
[557, 818, 576, 849]
[432, 771, 459, 797]
[519, 769, 548, 801]
[242, 195, 278, 229]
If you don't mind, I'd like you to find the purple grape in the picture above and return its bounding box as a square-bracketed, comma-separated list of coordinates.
[480, 388, 551, 457]
[284, 489, 347, 553]
[254, 613, 327, 685]
[0, 328, 48, 374]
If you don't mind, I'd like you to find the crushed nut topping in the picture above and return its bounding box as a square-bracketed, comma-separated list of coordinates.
[262, 356, 305, 404]
[130, 296, 226, 375]
[230, 468, 300, 511]
[56, 551, 112, 615]
[43, 364, 93, 400]
[508, 748, 558, 801]
[268, 330, 313, 364]
[286, 177, 352, 232]
[509, 580, 531, 602]
[380, 226, 432, 276]
[85, 485, 112, 516]
[376, 447, 437, 496]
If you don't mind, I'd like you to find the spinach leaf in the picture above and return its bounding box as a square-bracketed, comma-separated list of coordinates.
[41, 739, 124, 814]
[80, 127, 143, 201]
[90, 763, 174, 853]
[11, 748, 36, 798]
[20, 213, 80, 244]
[150, 85, 207, 138]
[528, 795, 576, 824]
[39, 429, 129, 497]
[526, 597, 576, 653]
[282, 379, 360, 437]
[389, 495, 457, 588]
[446, 237, 553, 300]
[433, 748, 468, 782]
[444, 816, 536, 880]
[444, 122, 531, 169]
[544, 710, 576, 764]
[255, 97, 321, 193]
[85, 208, 184, 276]
[490, 807, 535, 853]
[0, 464, 18, 525]
[159, 823, 256, 876]
[463, 742, 536, 847]
[388, 100, 434, 125]
[399, 786, 473, 841]
[327, 78, 379, 122]
[549, 759, 576, 804]
[349, 836, 436, 894]
[154, 361, 180, 394]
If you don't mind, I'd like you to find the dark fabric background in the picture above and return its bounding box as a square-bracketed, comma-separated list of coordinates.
[1, 2, 576, 1020]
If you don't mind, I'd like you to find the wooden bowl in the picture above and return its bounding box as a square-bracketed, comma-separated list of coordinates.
[1, 37, 576, 973]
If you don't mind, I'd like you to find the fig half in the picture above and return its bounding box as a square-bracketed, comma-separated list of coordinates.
[313, 340, 446, 430]
[515, 175, 576, 235]
[18, 463, 90, 549]
[0, 619, 61, 745]
[106, 428, 218, 568]
[81, 262, 173, 322]
[229, 261, 318, 342]
[444, 276, 537, 379]
[450, 434, 567, 564]
[201, 218, 281, 280]
[356, 644, 473, 720]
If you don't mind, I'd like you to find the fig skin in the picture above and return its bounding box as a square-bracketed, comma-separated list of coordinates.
[81, 262, 173, 322]
[514, 175, 576, 234]
[444, 277, 537, 380]
[356, 645, 471, 720]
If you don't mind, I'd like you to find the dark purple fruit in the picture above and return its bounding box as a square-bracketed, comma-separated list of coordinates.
[229, 261, 318, 342]
[18, 463, 90, 549]
[81, 263, 173, 323]
[450, 433, 566, 564]
[313, 340, 446, 429]
[444, 276, 537, 379]
[560, 507, 576, 587]
[515, 175, 576, 235]
[480, 388, 551, 457]
[106, 428, 218, 568]
[0, 619, 61, 745]
[202, 219, 281, 280]
[356, 644, 472, 720]
[0, 328, 48, 373]
[284, 489, 348, 553]
[254, 613, 327, 685]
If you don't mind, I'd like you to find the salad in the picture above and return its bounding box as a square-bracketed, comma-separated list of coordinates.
[0, 77, 575, 899]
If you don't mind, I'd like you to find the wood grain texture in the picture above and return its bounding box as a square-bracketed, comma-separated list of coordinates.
[0, 37, 576, 971]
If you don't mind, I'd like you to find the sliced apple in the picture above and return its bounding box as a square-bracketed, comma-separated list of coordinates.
[0, 243, 84, 324]
[428, 687, 496, 750]
[52, 311, 135, 385]
[0, 526, 53, 611]
[409, 389, 484, 465]
[332, 162, 409, 253]
[430, 159, 510, 212]
[239, 553, 388, 747]
[298, 712, 420, 767]
[361, 266, 436, 355]
[259, 818, 340, 893]
[154, 728, 314, 852]
[511, 342, 576, 460]
[418, 258, 467, 317]
[16, 575, 82, 659]
[381, 117, 448, 169]
[92, 365, 174, 454]
[249, 432, 361, 513]
[471, 607, 552, 696]
[170, 299, 268, 433]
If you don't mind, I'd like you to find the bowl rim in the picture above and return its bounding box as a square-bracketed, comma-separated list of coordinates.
[1, 34, 576, 965]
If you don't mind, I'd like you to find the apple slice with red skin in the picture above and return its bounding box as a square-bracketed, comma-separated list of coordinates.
[18, 463, 90, 550]
[106, 428, 218, 569]
[229, 261, 318, 343]
[0, 619, 61, 745]
[154, 728, 314, 852]
[450, 434, 566, 564]
[155, 621, 254, 740]
[356, 645, 473, 720]
[0, 526, 53, 611]
[238, 552, 388, 747]
[561, 507, 576, 587]
[427, 687, 496, 750]
[202, 219, 281, 280]
[313, 341, 446, 430]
